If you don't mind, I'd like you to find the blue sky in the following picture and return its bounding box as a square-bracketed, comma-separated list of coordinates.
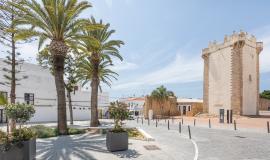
[2, 0, 270, 100]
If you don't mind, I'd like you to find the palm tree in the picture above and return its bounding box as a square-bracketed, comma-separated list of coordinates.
[10, 0, 92, 135]
[77, 57, 120, 126]
[150, 85, 174, 117]
[76, 18, 123, 127]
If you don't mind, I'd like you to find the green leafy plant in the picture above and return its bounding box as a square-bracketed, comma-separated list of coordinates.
[68, 128, 86, 135]
[0, 130, 8, 145]
[0, 103, 36, 151]
[109, 101, 129, 133]
[29, 125, 86, 138]
[0, 95, 8, 105]
[260, 90, 270, 100]
[29, 125, 57, 138]
[4, 103, 35, 127]
[11, 128, 36, 143]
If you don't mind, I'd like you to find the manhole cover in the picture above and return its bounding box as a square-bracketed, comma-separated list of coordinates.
[235, 136, 246, 138]
[144, 145, 160, 150]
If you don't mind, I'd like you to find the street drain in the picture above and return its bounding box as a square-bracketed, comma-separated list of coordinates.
[235, 136, 246, 138]
[144, 145, 161, 150]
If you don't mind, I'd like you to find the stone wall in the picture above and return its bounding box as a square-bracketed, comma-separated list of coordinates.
[231, 41, 244, 115]
[259, 98, 270, 111]
[202, 54, 209, 113]
[178, 102, 203, 116]
[144, 96, 180, 118]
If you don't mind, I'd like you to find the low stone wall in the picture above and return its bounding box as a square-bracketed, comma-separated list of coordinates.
[144, 96, 180, 118]
[259, 98, 270, 111]
[177, 102, 203, 117]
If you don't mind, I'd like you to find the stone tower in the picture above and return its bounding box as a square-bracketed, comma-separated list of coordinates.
[202, 31, 263, 115]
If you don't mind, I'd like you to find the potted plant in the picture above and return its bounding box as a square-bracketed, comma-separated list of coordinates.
[106, 101, 129, 152]
[0, 103, 36, 160]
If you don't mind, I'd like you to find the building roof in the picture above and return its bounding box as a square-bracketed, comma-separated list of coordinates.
[120, 97, 145, 102]
[177, 98, 203, 103]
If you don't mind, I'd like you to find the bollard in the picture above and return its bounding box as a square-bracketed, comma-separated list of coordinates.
[137, 117, 139, 123]
[156, 119, 158, 127]
[142, 118, 143, 125]
[194, 119, 196, 126]
[179, 122, 181, 133]
[168, 120, 170, 130]
[188, 125, 191, 139]
[182, 118, 184, 125]
[209, 119, 211, 128]
[267, 121, 270, 133]
[148, 118, 150, 126]
[227, 110, 229, 124]
[234, 120, 237, 130]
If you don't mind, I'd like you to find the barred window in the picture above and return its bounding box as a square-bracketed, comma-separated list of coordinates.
[24, 93, 34, 105]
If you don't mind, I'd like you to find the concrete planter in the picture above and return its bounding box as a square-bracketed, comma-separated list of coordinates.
[106, 131, 128, 152]
[0, 138, 36, 160]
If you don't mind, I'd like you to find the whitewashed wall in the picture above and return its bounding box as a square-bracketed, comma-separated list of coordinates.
[0, 59, 109, 122]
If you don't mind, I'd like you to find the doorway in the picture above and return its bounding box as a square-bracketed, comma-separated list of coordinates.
[183, 106, 186, 115]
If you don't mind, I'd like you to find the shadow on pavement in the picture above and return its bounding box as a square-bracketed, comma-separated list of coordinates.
[113, 149, 141, 159]
[36, 133, 108, 160]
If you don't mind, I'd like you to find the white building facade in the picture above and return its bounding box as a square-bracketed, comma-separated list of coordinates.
[0, 59, 109, 122]
[119, 97, 145, 117]
[202, 32, 263, 115]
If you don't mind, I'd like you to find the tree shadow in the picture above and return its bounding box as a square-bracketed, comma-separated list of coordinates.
[36, 133, 109, 160]
[112, 149, 141, 159]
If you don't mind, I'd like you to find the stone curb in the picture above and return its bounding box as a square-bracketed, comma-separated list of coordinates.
[137, 127, 155, 141]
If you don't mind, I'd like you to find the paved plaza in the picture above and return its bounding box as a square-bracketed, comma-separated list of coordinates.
[128, 119, 270, 160]
[31, 120, 194, 160]
[1, 119, 270, 160]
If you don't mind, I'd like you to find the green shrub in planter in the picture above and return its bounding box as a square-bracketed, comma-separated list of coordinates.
[109, 101, 129, 133]
[106, 101, 129, 152]
[0, 103, 36, 160]
[5, 103, 35, 126]
[12, 128, 36, 143]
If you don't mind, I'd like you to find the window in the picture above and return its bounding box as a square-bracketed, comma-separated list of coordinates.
[24, 93, 34, 105]
[0, 91, 8, 100]
[268, 107, 270, 111]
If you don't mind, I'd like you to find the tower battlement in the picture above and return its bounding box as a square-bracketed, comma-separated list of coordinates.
[202, 31, 263, 57]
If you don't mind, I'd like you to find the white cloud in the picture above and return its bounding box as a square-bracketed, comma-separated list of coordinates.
[112, 53, 203, 90]
[110, 61, 138, 72]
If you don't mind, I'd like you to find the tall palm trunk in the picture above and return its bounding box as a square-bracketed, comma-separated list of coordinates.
[90, 56, 99, 127]
[53, 55, 68, 135]
[50, 40, 69, 135]
[67, 91, 73, 125]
